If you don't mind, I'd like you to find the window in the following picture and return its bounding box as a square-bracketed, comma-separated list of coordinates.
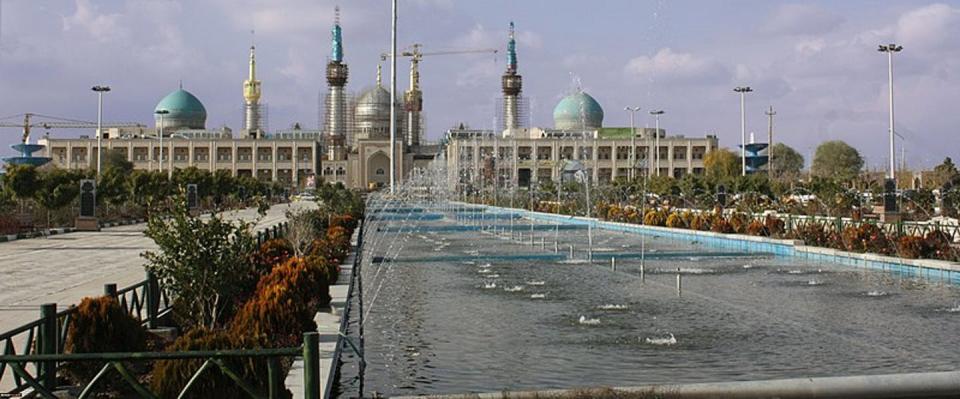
[376, 168, 385, 175]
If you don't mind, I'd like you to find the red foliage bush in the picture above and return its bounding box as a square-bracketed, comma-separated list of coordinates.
[764, 215, 785, 237]
[63, 296, 149, 386]
[250, 239, 294, 275]
[746, 220, 767, 236]
[788, 222, 830, 246]
[840, 224, 892, 255]
[710, 215, 733, 233]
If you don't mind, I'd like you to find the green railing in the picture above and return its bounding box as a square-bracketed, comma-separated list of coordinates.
[0, 332, 322, 399]
[0, 220, 291, 395]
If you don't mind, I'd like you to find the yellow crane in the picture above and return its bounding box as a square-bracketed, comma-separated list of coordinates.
[0, 113, 145, 144]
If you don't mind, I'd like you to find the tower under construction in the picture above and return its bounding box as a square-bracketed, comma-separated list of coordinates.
[324, 7, 350, 158]
[500, 22, 528, 134]
[404, 52, 423, 147]
[243, 45, 265, 138]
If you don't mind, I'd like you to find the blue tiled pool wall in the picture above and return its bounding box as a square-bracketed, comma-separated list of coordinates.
[475, 205, 960, 287]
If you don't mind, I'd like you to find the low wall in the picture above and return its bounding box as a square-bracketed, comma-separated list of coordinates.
[476, 205, 960, 285]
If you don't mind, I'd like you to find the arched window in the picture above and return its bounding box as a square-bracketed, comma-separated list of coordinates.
[376, 168, 385, 175]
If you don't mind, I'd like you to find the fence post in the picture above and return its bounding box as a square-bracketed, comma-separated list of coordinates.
[303, 332, 320, 399]
[267, 357, 283, 399]
[104, 283, 118, 298]
[39, 303, 58, 391]
[146, 271, 159, 329]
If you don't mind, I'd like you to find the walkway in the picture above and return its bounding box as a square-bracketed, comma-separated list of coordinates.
[0, 202, 313, 333]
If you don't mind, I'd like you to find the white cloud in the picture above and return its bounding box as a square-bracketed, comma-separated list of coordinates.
[761, 4, 844, 36]
[624, 48, 728, 85]
[895, 3, 960, 51]
[61, 0, 127, 42]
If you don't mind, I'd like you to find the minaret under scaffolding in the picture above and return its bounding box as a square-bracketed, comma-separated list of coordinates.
[404, 48, 423, 147]
[324, 6, 349, 159]
[501, 21, 527, 135]
[243, 45, 264, 138]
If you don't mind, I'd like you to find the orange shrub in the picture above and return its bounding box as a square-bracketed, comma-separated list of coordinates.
[230, 257, 322, 347]
[63, 296, 149, 385]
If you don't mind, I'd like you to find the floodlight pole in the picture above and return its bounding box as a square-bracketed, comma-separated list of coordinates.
[734, 86, 753, 176]
[878, 43, 902, 182]
[650, 110, 664, 176]
[624, 106, 641, 180]
[92, 85, 111, 177]
[389, 0, 398, 193]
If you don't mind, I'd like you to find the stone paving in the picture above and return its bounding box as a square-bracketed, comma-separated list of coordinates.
[0, 201, 314, 333]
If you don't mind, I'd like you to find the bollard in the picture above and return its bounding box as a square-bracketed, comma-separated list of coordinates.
[611, 257, 617, 271]
[39, 303, 58, 391]
[676, 268, 682, 297]
[146, 270, 159, 329]
[303, 332, 320, 399]
[104, 283, 118, 298]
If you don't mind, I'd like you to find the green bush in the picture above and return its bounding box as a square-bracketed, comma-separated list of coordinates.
[63, 296, 149, 387]
[150, 328, 287, 399]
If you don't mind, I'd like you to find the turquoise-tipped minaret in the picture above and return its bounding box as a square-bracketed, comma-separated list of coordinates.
[325, 5, 349, 154]
[331, 9, 344, 63]
[502, 21, 523, 131]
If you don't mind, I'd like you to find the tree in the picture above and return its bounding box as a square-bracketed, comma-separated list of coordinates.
[811, 140, 863, 182]
[4, 164, 40, 202]
[99, 166, 131, 208]
[102, 148, 134, 173]
[33, 168, 81, 213]
[769, 143, 804, 178]
[930, 157, 960, 189]
[703, 148, 740, 183]
[142, 194, 259, 329]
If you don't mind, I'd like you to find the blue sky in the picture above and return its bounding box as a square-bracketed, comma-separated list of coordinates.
[1, 0, 958, 169]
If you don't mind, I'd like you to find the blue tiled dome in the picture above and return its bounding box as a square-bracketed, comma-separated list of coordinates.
[154, 89, 207, 130]
[553, 91, 603, 130]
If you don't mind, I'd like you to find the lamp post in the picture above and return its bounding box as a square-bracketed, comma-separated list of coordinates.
[389, 0, 398, 194]
[92, 85, 111, 177]
[624, 106, 641, 180]
[734, 86, 753, 176]
[155, 109, 170, 174]
[650, 110, 664, 177]
[878, 43, 902, 183]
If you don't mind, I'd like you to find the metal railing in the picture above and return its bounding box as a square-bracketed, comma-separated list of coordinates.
[0, 332, 322, 399]
[0, 220, 291, 395]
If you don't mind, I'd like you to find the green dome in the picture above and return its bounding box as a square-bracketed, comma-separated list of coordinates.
[154, 89, 207, 130]
[553, 91, 603, 130]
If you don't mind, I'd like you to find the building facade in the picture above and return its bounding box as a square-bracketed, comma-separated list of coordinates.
[38, 8, 440, 191]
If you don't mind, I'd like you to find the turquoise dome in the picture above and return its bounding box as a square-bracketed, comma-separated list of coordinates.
[154, 89, 207, 131]
[553, 91, 603, 130]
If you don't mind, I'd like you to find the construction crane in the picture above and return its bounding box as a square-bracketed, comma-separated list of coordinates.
[0, 113, 145, 144]
[380, 44, 498, 145]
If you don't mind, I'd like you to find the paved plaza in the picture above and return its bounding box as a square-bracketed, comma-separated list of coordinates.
[0, 202, 315, 333]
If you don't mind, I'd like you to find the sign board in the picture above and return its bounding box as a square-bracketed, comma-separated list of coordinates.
[716, 185, 727, 207]
[883, 178, 897, 212]
[186, 184, 198, 209]
[79, 179, 96, 217]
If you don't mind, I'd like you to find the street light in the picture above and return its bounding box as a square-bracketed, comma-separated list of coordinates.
[733, 86, 753, 176]
[650, 110, 665, 177]
[92, 85, 111, 177]
[624, 106, 641, 180]
[155, 109, 170, 174]
[878, 43, 903, 183]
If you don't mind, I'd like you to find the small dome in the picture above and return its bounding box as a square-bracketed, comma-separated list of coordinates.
[553, 91, 603, 130]
[155, 88, 207, 131]
[356, 86, 391, 118]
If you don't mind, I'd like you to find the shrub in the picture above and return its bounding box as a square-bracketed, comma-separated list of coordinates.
[665, 212, 685, 228]
[690, 214, 711, 231]
[63, 296, 149, 385]
[840, 224, 892, 255]
[150, 328, 286, 399]
[728, 212, 750, 234]
[643, 209, 666, 227]
[789, 222, 830, 246]
[746, 220, 767, 236]
[229, 257, 321, 347]
[924, 231, 957, 261]
[764, 215, 785, 237]
[896, 236, 927, 259]
[250, 239, 294, 279]
[710, 215, 733, 233]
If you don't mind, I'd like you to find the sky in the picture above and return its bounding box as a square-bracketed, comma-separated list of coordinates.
[1, 0, 958, 169]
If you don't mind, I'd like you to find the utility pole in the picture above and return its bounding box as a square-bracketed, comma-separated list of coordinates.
[766, 106, 776, 179]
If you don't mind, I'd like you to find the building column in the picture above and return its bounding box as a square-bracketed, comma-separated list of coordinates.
[231, 142, 238, 177]
[668, 141, 675, 177]
[271, 141, 278, 182]
[687, 141, 693, 173]
[188, 141, 195, 168]
[66, 142, 73, 170]
[252, 141, 258, 180]
[167, 140, 173, 178]
[86, 142, 93, 169]
[292, 141, 299, 188]
[592, 140, 599, 183]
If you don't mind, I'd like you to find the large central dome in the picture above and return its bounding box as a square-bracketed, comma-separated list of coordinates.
[553, 91, 603, 130]
[154, 88, 207, 131]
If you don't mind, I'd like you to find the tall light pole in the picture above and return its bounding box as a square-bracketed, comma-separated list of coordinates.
[650, 110, 664, 176]
[624, 106, 641, 180]
[92, 85, 111, 177]
[878, 43, 902, 183]
[734, 86, 753, 176]
[155, 109, 169, 174]
[389, 0, 397, 193]
[766, 106, 776, 179]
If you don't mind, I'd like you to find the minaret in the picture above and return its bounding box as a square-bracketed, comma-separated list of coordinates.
[502, 22, 523, 134]
[243, 45, 263, 138]
[404, 46, 423, 147]
[325, 6, 349, 155]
